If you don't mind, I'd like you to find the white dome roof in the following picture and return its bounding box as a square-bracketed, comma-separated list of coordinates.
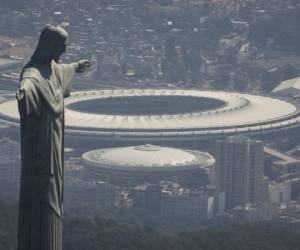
[82, 144, 214, 171]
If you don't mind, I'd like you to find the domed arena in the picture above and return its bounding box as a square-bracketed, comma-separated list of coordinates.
[81, 144, 215, 178]
[0, 89, 300, 150]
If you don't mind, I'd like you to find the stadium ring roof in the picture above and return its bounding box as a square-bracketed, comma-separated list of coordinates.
[0, 89, 300, 140]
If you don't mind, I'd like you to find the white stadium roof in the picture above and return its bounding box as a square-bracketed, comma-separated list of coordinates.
[0, 89, 299, 138]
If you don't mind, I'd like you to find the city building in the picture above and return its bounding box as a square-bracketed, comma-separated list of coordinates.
[131, 183, 218, 221]
[269, 181, 292, 204]
[233, 203, 278, 223]
[215, 136, 264, 210]
[264, 146, 300, 177]
[160, 189, 215, 221]
[64, 157, 86, 180]
[213, 190, 226, 216]
[288, 177, 300, 201]
[272, 76, 300, 98]
[132, 184, 162, 214]
[64, 178, 116, 215]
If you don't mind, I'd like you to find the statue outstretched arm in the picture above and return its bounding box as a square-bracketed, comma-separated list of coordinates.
[56, 60, 91, 98]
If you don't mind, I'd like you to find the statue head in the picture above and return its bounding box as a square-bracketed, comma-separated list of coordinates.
[32, 24, 68, 64]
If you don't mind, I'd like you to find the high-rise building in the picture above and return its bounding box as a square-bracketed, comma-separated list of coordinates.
[215, 136, 264, 210]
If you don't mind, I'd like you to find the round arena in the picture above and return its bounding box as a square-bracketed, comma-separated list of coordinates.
[82, 144, 215, 178]
[1, 89, 300, 150]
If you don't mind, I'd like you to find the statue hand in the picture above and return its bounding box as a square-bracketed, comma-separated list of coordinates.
[76, 60, 91, 73]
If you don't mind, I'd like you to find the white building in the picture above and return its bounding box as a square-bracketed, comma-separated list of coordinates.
[233, 203, 278, 223]
[269, 181, 292, 204]
[160, 189, 215, 221]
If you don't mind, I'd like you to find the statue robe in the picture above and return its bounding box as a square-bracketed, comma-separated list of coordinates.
[17, 59, 76, 250]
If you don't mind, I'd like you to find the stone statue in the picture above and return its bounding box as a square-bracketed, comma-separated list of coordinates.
[16, 24, 91, 250]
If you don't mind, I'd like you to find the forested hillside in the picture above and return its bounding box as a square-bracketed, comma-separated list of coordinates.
[1, 201, 300, 250]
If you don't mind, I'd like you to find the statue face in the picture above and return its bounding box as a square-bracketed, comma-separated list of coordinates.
[53, 43, 66, 63]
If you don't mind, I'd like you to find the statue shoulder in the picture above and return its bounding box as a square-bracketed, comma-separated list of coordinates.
[20, 67, 43, 82]
[17, 78, 38, 102]
[19, 78, 35, 90]
[18, 66, 44, 100]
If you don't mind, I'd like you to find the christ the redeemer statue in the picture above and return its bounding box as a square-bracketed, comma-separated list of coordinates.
[16, 24, 91, 250]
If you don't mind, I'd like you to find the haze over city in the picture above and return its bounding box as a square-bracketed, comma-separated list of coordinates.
[1, 1, 300, 249]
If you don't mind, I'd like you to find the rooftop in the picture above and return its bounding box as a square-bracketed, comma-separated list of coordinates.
[264, 147, 300, 164]
[82, 144, 215, 171]
[0, 89, 299, 137]
[273, 76, 300, 93]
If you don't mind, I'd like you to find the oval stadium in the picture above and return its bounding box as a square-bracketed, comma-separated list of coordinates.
[0, 89, 299, 150]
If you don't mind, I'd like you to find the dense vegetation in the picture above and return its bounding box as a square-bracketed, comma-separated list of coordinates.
[248, 6, 300, 52]
[63, 217, 300, 250]
[1, 200, 300, 250]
